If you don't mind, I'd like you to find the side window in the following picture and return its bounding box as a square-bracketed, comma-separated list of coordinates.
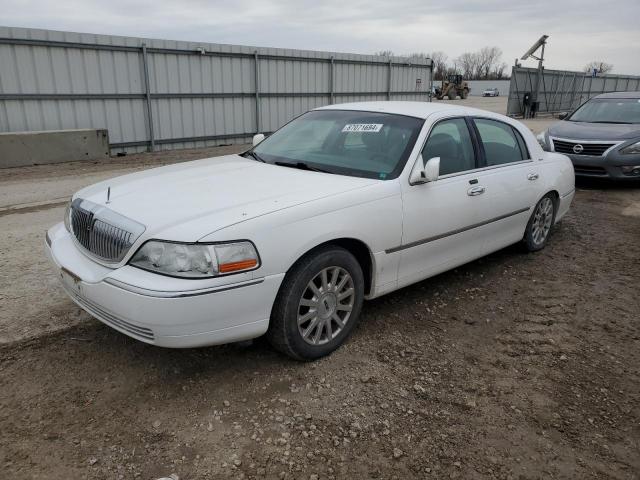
[421, 118, 476, 176]
[513, 128, 530, 160]
[474, 118, 527, 165]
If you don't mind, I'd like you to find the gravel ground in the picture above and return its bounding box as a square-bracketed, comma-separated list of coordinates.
[1, 98, 639, 479]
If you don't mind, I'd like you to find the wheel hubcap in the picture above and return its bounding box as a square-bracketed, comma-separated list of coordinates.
[297, 266, 354, 345]
[532, 197, 553, 246]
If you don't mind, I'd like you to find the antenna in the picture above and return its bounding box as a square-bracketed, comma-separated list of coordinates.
[521, 35, 549, 61]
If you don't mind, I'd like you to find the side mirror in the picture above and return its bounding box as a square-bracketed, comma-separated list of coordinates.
[410, 155, 440, 185]
[252, 133, 265, 146]
[558, 112, 568, 120]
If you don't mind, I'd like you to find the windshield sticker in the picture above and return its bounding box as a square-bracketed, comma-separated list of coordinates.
[342, 123, 383, 133]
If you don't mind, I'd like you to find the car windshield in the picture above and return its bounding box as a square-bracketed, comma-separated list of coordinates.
[568, 98, 640, 124]
[251, 110, 423, 180]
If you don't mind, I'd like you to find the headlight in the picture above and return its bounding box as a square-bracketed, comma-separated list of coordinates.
[64, 199, 72, 232]
[536, 132, 548, 149]
[620, 141, 640, 155]
[130, 240, 260, 278]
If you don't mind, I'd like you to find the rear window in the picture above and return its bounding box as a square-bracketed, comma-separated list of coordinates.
[474, 118, 528, 166]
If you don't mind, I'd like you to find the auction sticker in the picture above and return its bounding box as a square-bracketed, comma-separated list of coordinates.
[342, 123, 383, 133]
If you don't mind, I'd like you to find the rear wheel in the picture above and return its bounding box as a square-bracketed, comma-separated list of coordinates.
[523, 194, 556, 251]
[462, 89, 469, 99]
[267, 246, 364, 360]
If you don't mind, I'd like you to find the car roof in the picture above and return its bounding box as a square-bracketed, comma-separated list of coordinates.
[314, 101, 502, 120]
[593, 91, 640, 100]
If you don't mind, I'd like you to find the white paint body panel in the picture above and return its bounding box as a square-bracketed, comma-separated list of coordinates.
[46, 102, 575, 348]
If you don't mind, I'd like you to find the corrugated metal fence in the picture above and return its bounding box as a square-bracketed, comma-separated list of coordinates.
[0, 27, 432, 153]
[507, 66, 640, 117]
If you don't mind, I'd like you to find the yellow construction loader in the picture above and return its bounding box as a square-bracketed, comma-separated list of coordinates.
[436, 74, 470, 100]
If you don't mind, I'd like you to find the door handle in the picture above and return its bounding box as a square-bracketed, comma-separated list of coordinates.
[467, 186, 485, 196]
[527, 172, 539, 181]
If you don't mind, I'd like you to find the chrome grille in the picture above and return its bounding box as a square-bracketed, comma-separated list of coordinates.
[70, 199, 145, 263]
[552, 139, 616, 157]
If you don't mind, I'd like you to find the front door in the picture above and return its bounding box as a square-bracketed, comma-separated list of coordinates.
[397, 117, 487, 288]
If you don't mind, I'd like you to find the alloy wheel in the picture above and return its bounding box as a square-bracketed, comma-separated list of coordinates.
[297, 266, 355, 345]
[532, 197, 554, 246]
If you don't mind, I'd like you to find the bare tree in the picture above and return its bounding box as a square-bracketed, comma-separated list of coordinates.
[427, 51, 448, 80]
[406, 52, 448, 80]
[583, 61, 614, 74]
[492, 62, 508, 79]
[373, 46, 507, 80]
[455, 46, 506, 80]
[456, 52, 480, 79]
[477, 47, 502, 79]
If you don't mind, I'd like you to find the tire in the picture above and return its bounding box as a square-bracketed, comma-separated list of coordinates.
[447, 90, 457, 100]
[462, 89, 469, 99]
[267, 246, 365, 360]
[523, 194, 556, 252]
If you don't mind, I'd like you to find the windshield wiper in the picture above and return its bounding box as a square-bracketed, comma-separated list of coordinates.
[241, 150, 266, 162]
[275, 161, 331, 173]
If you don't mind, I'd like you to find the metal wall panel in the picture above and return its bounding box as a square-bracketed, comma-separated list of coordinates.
[507, 66, 640, 117]
[0, 26, 432, 153]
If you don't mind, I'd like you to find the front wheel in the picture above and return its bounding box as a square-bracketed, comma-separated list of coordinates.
[267, 246, 364, 360]
[523, 194, 556, 251]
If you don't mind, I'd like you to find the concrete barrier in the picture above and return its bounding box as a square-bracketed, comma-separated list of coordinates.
[0, 129, 109, 168]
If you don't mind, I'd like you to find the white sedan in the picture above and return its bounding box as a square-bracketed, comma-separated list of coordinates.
[46, 102, 575, 360]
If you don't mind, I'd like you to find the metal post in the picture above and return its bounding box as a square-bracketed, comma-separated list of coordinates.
[254, 51, 261, 134]
[387, 59, 392, 101]
[577, 75, 586, 108]
[550, 72, 564, 113]
[532, 42, 545, 117]
[141, 43, 155, 152]
[509, 65, 521, 117]
[613, 76, 619, 93]
[567, 73, 577, 111]
[428, 59, 433, 103]
[329, 56, 335, 104]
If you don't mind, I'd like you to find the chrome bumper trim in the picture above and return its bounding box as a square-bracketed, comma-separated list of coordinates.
[103, 277, 265, 298]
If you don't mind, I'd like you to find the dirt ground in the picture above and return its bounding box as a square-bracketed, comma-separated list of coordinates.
[1, 99, 639, 479]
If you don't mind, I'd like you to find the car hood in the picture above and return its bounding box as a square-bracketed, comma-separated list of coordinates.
[548, 121, 640, 141]
[76, 155, 379, 242]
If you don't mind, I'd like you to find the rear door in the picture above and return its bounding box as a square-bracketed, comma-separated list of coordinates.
[469, 117, 544, 254]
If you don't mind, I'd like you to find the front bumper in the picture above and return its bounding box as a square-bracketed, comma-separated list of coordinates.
[548, 137, 640, 180]
[563, 153, 640, 180]
[45, 223, 284, 348]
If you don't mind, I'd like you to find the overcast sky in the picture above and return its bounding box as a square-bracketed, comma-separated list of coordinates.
[2, 0, 639, 74]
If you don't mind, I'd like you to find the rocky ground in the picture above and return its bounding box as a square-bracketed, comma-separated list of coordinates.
[1, 180, 639, 479]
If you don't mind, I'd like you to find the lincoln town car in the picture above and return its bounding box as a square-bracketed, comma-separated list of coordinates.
[46, 102, 575, 360]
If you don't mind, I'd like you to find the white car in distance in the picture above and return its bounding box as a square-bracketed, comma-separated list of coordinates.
[46, 102, 575, 360]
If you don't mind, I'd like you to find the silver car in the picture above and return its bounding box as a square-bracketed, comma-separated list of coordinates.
[482, 88, 500, 97]
[537, 92, 640, 180]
